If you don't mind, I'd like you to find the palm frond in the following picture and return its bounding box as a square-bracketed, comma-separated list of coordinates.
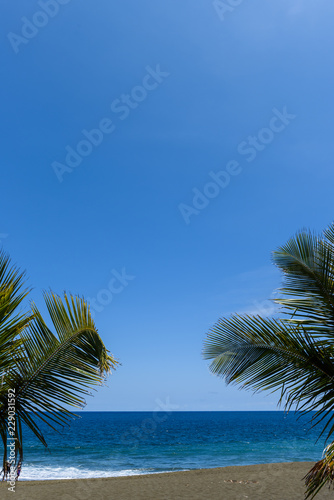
[203, 221, 334, 499]
[0, 290, 118, 476]
[323, 221, 334, 247]
[0, 250, 32, 373]
[272, 231, 334, 331]
[203, 314, 334, 402]
[304, 441, 334, 499]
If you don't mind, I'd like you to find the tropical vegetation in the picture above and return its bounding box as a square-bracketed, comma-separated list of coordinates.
[0, 250, 117, 479]
[203, 222, 334, 498]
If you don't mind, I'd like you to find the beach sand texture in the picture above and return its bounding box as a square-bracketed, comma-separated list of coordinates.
[2, 462, 334, 500]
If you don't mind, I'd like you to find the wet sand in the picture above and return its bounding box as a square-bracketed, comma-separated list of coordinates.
[1, 462, 333, 500]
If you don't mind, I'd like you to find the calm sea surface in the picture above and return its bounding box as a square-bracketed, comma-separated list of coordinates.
[6, 411, 331, 480]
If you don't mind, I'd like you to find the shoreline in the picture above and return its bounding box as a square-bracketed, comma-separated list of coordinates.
[2, 462, 334, 499]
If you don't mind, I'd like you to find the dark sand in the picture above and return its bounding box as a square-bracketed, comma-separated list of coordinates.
[2, 462, 334, 500]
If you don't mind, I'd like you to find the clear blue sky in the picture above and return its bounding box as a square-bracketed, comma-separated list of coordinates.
[2, 0, 334, 411]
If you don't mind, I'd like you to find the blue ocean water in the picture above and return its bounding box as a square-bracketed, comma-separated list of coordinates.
[8, 412, 331, 480]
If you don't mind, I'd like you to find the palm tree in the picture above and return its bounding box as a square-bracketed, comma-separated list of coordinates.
[0, 250, 118, 478]
[203, 221, 334, 499]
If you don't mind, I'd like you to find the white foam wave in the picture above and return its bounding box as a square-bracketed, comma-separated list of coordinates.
[19, 465, 166, 481]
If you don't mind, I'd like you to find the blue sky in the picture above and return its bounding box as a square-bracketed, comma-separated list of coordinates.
[2, 0, 334, 411]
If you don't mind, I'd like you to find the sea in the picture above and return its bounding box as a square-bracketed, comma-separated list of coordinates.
[6, 411, 332, 481]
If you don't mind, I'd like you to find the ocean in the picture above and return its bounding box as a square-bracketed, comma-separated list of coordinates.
[7, 411, 331, 480]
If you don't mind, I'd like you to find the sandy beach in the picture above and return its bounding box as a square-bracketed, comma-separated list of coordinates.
[1, 462, 333, 500]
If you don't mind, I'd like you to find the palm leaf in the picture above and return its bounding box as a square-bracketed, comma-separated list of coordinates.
[304, 441, 334, 499]
[0, 290, 118, 476]
[203, 314, 334, 400]
[203, 221, 334, 498]
[0, 250, 32, 374]
[272, 231, 334, 330]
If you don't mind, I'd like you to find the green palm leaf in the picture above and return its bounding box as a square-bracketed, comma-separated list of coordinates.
[273, 231, 334, 330]
[0, 250, 32, 374]
[0, 250, 118, 479]
[203, 221, 334, 499]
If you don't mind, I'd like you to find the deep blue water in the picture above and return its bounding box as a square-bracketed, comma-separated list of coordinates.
[7, 411, 331, 480]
